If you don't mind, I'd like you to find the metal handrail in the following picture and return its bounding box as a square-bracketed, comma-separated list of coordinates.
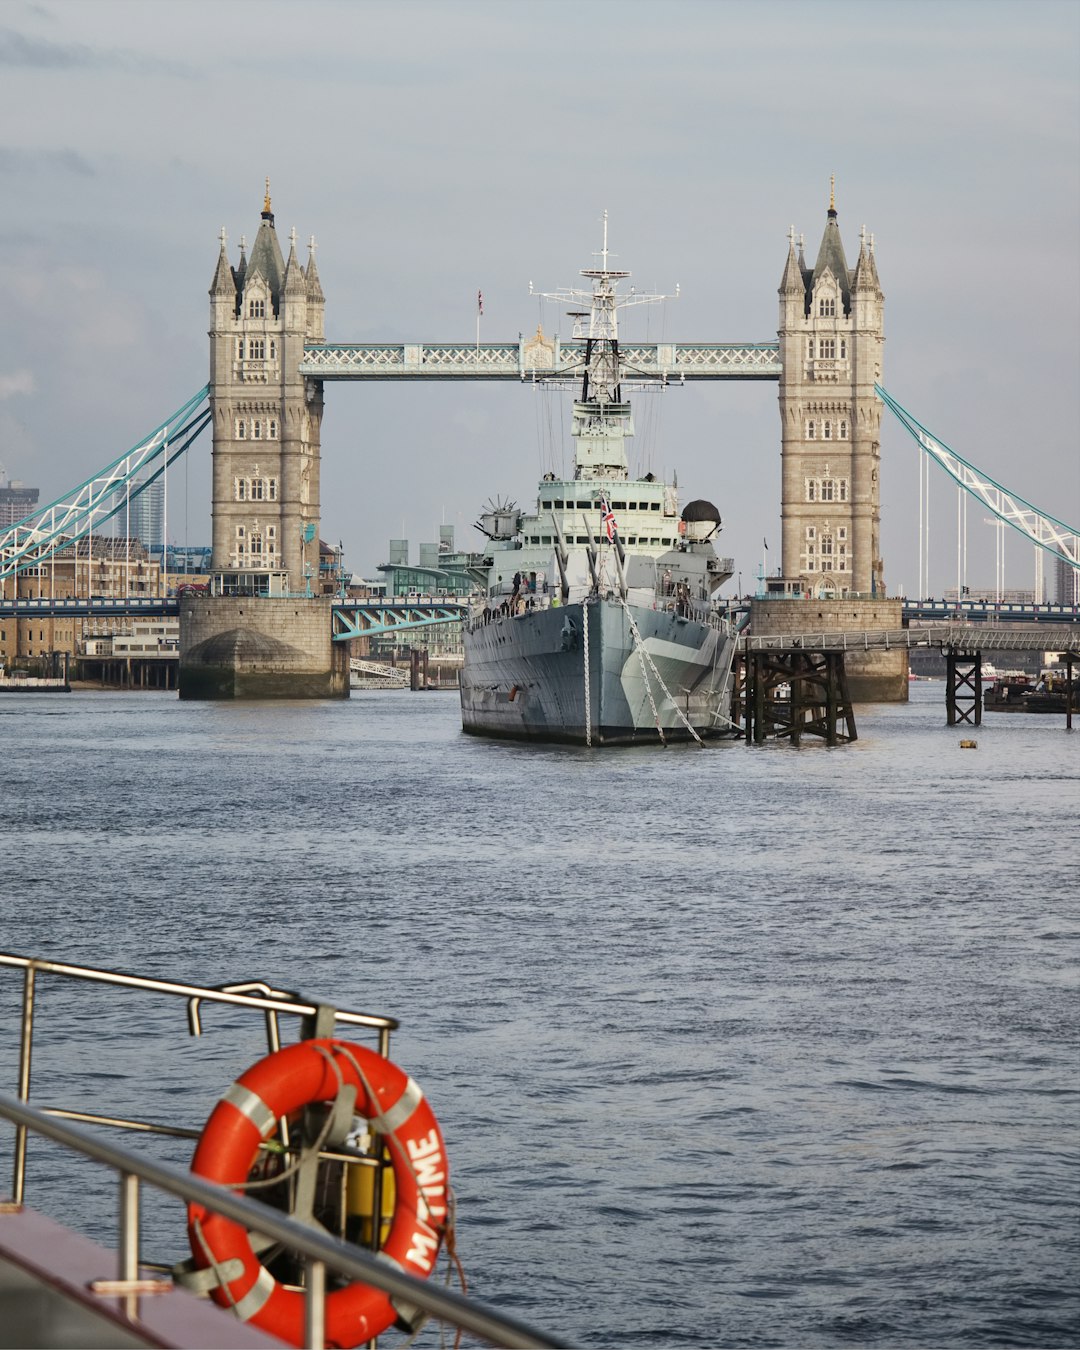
[1, 951, 406, 1208]
[0, 1093, 564, 1349]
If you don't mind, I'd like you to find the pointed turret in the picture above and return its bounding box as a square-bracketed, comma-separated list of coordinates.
[851, 225, 882, 298]
[210, 227, 236, 300]
[235, 235, 247, 292]
[306, 235, 325, 343]
[305, 236, 324, 304]
[810, 178, 851, 313]
[245, 180, 286, 313]
[778, 228, 804, 296]
[283, 228, 306, 296]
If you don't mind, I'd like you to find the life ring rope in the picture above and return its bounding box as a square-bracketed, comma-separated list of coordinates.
[331, 1042, 444, 1227]
[187, 1037, 453, 1349]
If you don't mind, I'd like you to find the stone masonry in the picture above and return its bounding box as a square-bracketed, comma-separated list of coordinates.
[179, 596, 348, 699]
[751, 596, 908, 702]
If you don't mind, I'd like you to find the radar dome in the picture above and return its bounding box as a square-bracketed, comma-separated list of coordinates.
[681, 499, 721, 524]
[680, 499, 721, 543]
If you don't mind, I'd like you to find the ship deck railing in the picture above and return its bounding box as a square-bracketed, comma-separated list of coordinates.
[0, 952, 562, 1350]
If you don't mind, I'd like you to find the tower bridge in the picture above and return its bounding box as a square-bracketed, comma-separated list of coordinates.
[1, 185, 1077, 701]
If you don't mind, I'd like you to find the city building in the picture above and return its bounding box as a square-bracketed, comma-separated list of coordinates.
[0, 479, 39, 528]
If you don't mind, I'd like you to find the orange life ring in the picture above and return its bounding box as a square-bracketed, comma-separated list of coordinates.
[187, 1038, 448, 1349]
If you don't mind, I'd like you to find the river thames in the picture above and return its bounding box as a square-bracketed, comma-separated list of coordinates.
[1, 684, 1077, 1348]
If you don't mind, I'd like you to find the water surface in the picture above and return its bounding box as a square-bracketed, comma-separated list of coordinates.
[1, 685, 1076, 1347]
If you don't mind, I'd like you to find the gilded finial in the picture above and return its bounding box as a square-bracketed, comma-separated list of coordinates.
[263, 177, 272, 214]
[829, 174, 836, 212]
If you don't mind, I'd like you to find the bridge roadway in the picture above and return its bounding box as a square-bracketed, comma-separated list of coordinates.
[298, 341, 782, 381]
[3, 594, 1079, 640]
[742, 624, 1080, 655]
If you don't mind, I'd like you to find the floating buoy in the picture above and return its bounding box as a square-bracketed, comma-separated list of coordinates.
[959, 739, 978, 749]
[188, 1038, 448, 1348]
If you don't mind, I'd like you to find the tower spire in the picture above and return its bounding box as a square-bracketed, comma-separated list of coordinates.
[210, 226, 235, 299]
[262, 177, 274, 224]
[829, 174, 836, 217]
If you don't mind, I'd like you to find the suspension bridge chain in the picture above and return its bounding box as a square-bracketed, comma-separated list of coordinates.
[0, 387, 211, 581]
[876, 384, 1079, 573]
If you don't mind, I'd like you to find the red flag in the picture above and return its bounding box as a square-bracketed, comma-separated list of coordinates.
[477, 290, 483, 316]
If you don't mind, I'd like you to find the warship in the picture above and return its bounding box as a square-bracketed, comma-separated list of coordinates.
[460, 227, 738, 745]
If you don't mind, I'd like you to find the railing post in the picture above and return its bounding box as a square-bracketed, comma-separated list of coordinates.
[305, 1257, 326, 1349]
[13, 963, 36, 1205]
[119, 1171, 140, 1282]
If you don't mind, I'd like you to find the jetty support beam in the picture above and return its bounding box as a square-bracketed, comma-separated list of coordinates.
[946, 649, 982, 726]
[735, 648, 856, 746]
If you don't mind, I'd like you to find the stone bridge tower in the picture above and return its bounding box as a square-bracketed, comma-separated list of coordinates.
[756, 189, 904, 701]
[180, 187, 346, 699]
[777, 187, 884, 598]
[208, 184, 325, 595]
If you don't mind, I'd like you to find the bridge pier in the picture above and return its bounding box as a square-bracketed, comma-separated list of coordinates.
[178, 595, 349, 700]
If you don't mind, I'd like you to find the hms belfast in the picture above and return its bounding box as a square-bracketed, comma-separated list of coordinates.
[460, 226, 738, 745]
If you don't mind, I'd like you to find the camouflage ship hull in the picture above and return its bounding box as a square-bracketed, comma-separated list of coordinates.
[460, 597, 736, 745]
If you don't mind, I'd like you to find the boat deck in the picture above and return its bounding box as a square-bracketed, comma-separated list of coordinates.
[0, 1207, 282, 1349]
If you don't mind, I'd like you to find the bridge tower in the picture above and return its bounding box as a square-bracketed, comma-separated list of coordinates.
[777, 186, 884, 597]
[180, 187, 346, 699]
[208, 184, 325, 594]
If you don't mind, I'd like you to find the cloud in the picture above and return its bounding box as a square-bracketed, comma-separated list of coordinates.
[0, 370, 34, 400]
[0, 146, 94, 175]
[0, 25, 191, 76]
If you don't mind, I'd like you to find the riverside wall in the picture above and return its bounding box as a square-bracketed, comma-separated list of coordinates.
[179, 596, 349, 700]
[750, 597, 908, 702]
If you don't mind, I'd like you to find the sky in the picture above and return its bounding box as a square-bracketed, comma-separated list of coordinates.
[0, 0, 1077, 595]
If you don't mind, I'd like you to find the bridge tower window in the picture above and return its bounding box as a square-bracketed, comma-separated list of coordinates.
[269, 339, 277, 360]
[248, 338, 265, 360]
[818, 297, 836, 317]
[819, 338, 836, 359]
[269, 420, 278, 440]
[821, 479, 835, 502]
[237, 419, 247, 439]
[839, 339, 847, 359]
[807, 420, 816, 440]
[839, 420, 848, 439]
[824, 421, 833, 440]
[248, 299, 265, 319]
[235, 478, 246, 501]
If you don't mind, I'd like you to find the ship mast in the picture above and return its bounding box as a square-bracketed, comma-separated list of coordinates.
[531, 214, 675, 480]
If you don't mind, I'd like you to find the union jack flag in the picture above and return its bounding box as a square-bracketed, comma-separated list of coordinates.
[599, 494, 617, 542]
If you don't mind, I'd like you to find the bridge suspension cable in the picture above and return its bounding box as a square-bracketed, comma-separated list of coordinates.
[876, 384, 1079, 579]
[0, 386, 210, 581]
